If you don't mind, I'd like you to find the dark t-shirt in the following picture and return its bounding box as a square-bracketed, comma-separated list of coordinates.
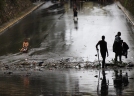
[98, 40, 107, 52]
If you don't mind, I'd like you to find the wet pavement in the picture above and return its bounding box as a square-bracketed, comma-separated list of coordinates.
[0, 1, 134, 96]
[0, 1, 134, 64]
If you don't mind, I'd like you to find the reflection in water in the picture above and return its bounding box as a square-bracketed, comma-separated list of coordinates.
[74, 80, 79, 94]
[74, 19, 78, 30]
[114, 70, 129, 96]
[0, 69, 133, 96]
[0, 70, 99, 96]
[100, 69, 109, 96]
[23, 76, 30, 88]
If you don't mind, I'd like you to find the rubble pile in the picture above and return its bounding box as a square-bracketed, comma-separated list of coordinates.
[0, 57, 134, 73]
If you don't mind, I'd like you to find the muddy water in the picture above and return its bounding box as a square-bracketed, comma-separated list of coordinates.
[0, 1, 134, 64]
[0, 68, 134, 96]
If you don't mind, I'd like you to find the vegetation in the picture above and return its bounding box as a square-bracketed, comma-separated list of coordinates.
[120, 0, 134, 15]
[0, 0, 32, 25]
[0, 0, 5, 10]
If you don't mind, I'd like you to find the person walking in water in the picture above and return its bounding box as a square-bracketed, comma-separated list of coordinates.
[96, 35, 109, 68]
[73, 4, 78, 20]
[113, 32, 122, 62]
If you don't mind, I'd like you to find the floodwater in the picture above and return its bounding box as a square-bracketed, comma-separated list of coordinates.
[0, 1, 134, 96]
[1, 68, 134, 96]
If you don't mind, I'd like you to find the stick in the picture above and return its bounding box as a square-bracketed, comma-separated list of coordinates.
[97, 49, 101, 96]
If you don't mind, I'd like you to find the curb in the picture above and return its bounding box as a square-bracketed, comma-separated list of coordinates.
[0, 2, 45, 33]
[116, 1, 134, 26]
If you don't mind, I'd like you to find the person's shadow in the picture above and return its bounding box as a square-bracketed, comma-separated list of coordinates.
[74, 19, 78, 30]
[101, 69, 109, 96]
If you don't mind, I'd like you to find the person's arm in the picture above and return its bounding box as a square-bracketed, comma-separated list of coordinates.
[106, 42, 109, 57]
[96, 41, 100, 50]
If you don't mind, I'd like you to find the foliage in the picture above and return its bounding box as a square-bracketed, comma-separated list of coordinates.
[0, 0, 32, 25]
[120, 0, 134, 15]
[10, 0, 18, 5]
[0, 0, 5, 10]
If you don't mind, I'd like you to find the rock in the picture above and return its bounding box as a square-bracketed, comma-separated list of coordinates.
[38, 61, 44, 66]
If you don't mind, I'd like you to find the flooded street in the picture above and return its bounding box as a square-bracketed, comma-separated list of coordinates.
[1, 68, 134, 96]
[0, 1, 134, 96]
[0, 1, 134, 63]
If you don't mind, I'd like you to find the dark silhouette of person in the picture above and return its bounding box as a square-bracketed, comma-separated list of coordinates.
[96, 35, 109, 68]
[73, 4, 78, 20]
[115, 40, 123, 62]
[122, 41, 129, 58]
[113, 32, 122, 62]
[101, 69, 108, 96]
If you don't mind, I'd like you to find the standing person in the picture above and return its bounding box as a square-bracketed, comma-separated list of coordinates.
[73, 4, 78, 20]
[96, 35, 109, 68]
[113, 32, 122, 62]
